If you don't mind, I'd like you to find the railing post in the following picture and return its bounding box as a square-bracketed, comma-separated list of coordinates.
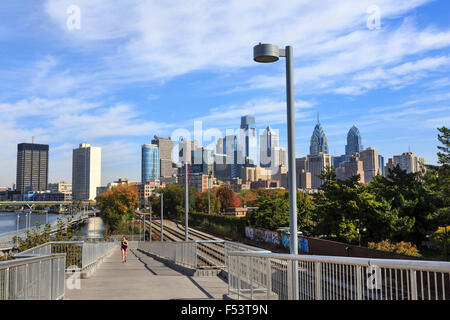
[5, 267, 9, 300]
[356, 266, 362, 300]
[267, 258, 272, 300]
[410, 270, 418, 300]
[237, 255, 241, 300]
[315, 262, 322, 300]
[24, 263, 28, 300]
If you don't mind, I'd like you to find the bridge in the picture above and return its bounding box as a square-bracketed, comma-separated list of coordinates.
[0, 211, 91, 251]
[0, 201, 94, 208]
[1, 219, 449, 300]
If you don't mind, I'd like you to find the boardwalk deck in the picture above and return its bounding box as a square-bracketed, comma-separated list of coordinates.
[64, 241, 229, 300]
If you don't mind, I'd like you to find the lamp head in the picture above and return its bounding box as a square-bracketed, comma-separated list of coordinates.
[253, 43, 280, 63]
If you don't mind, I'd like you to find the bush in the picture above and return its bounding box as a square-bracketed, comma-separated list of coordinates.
[368, 240, 421, 257]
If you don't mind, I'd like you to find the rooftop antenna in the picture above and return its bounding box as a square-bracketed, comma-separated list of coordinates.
[317, 112, 320, 124]
[32, 136, 34, 144]
[408, 145, 411, 153]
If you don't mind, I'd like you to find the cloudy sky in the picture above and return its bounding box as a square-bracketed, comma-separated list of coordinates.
[0, 0, 449, 186]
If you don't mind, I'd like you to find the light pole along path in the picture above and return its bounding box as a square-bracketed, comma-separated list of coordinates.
[254, 43, 299, 300]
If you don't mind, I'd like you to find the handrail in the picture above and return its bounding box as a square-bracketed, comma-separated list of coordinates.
[227, 251, 450, 272]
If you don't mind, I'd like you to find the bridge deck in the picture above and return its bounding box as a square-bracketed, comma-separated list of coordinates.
[64, 242, 228, 300]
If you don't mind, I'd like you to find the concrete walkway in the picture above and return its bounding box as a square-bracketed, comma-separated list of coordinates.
[64, 242, 229, 300]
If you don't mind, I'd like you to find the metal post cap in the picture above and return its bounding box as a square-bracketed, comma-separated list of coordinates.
[253, 43, 280, 63]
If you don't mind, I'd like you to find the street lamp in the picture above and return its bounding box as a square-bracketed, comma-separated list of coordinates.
[208, 171, 212, 215]
[154, 193, 164, 241]
[254, 43, 298, 300]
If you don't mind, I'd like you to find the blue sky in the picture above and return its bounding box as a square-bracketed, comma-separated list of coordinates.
[0, 0, 449, 186]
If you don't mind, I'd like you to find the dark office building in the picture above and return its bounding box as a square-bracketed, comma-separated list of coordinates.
[16, 143, 49, 195]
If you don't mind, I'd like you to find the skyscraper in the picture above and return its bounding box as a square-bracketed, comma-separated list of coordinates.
[345, 126, 363, 155]
[151, 136, 176, 178]
[142, 144, 160, 184]
[72, 143, 101, 201]
[359, 147, 380, 183]
[389, 152, 426, 174]
[310, 115, 329, 155]
[307, 152, 332, 189]
[260, 125, 279, 168]
[240, 115, 257, 165]
[336, 153, 365, 183]
[16, 143, 49, 195]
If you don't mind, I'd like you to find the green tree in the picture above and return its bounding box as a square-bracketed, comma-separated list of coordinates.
[314, 171, 414, 245]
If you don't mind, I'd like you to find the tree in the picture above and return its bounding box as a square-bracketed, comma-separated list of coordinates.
[313, 171, 414, 245]
[95, 184, 139, 233]
[195, 191, 219, 214]
[215, 187, 241, 212]
[248, 190, 290, 230]
[239, 189, 258, 207]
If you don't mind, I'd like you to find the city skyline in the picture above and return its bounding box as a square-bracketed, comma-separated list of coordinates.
[2, 117, 430, 188]
[0, 1, 449, 185]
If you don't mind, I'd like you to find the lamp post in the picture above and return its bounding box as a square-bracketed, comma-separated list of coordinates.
[254, 43, 298, 300]
[155, 193, 164, 241]
[208, 171, 211, 215]
[185, 162, 189, 241]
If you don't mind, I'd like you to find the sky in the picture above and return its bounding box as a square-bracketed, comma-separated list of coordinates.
[0, 0, 449, 186]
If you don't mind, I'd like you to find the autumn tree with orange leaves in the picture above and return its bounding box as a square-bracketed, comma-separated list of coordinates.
[96, 184, 140, 233]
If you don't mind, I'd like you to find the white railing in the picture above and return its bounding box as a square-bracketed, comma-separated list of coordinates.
[0, 240, 117, 300]
[227, 251, 450, 300]
[137, 240, 269, 269]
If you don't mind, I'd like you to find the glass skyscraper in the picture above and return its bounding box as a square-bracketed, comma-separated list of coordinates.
[142, 144, 160, 183]
[345, 126, 363, 155]
[310, 116, 329, 155]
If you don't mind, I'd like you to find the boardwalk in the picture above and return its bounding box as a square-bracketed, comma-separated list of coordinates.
[64, 242, 229, 300]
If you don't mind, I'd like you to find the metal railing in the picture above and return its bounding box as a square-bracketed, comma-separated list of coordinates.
[0, 240, 117, 300]
[137, 240, 269, 269]
[227, 251, 450, 300]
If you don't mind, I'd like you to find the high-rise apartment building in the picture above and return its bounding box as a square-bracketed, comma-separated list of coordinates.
[72, 143, 101, 201]
[16, 143, 49, 195]
[310, 115, 329, 155]
[142, 144, 160, 184]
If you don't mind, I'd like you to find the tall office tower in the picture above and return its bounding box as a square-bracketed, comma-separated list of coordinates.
[378, 155, 385, 176]
[308, 152, 332, 189]
[335, 154, 365, 183]
[310, 114, 329, 155]
[178, 139, 199, 164]
[151, 136, 176, 178]
[240, 115, 257, 165]
[296, 157, 308, 173]
[216, 138, 224, 154]
[72, 143, 101, 201]
[392, 152, 426, 173]
[345, 126, 363, 155]
[359, 147, 380, 183]
[333, 155, 347, 169]
[16, 143, 49, 195]
[298, 170, 312, 189]
[260, 125, 279, 168]
[223, 134, 244, 178]
[141, 144, 160, 184]
[191, 147, 214, 175]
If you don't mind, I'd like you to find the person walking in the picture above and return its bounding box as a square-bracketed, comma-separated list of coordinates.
[121, 236, 128, 263]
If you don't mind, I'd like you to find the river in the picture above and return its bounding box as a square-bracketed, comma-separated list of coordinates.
[0, 211, 105, 240]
